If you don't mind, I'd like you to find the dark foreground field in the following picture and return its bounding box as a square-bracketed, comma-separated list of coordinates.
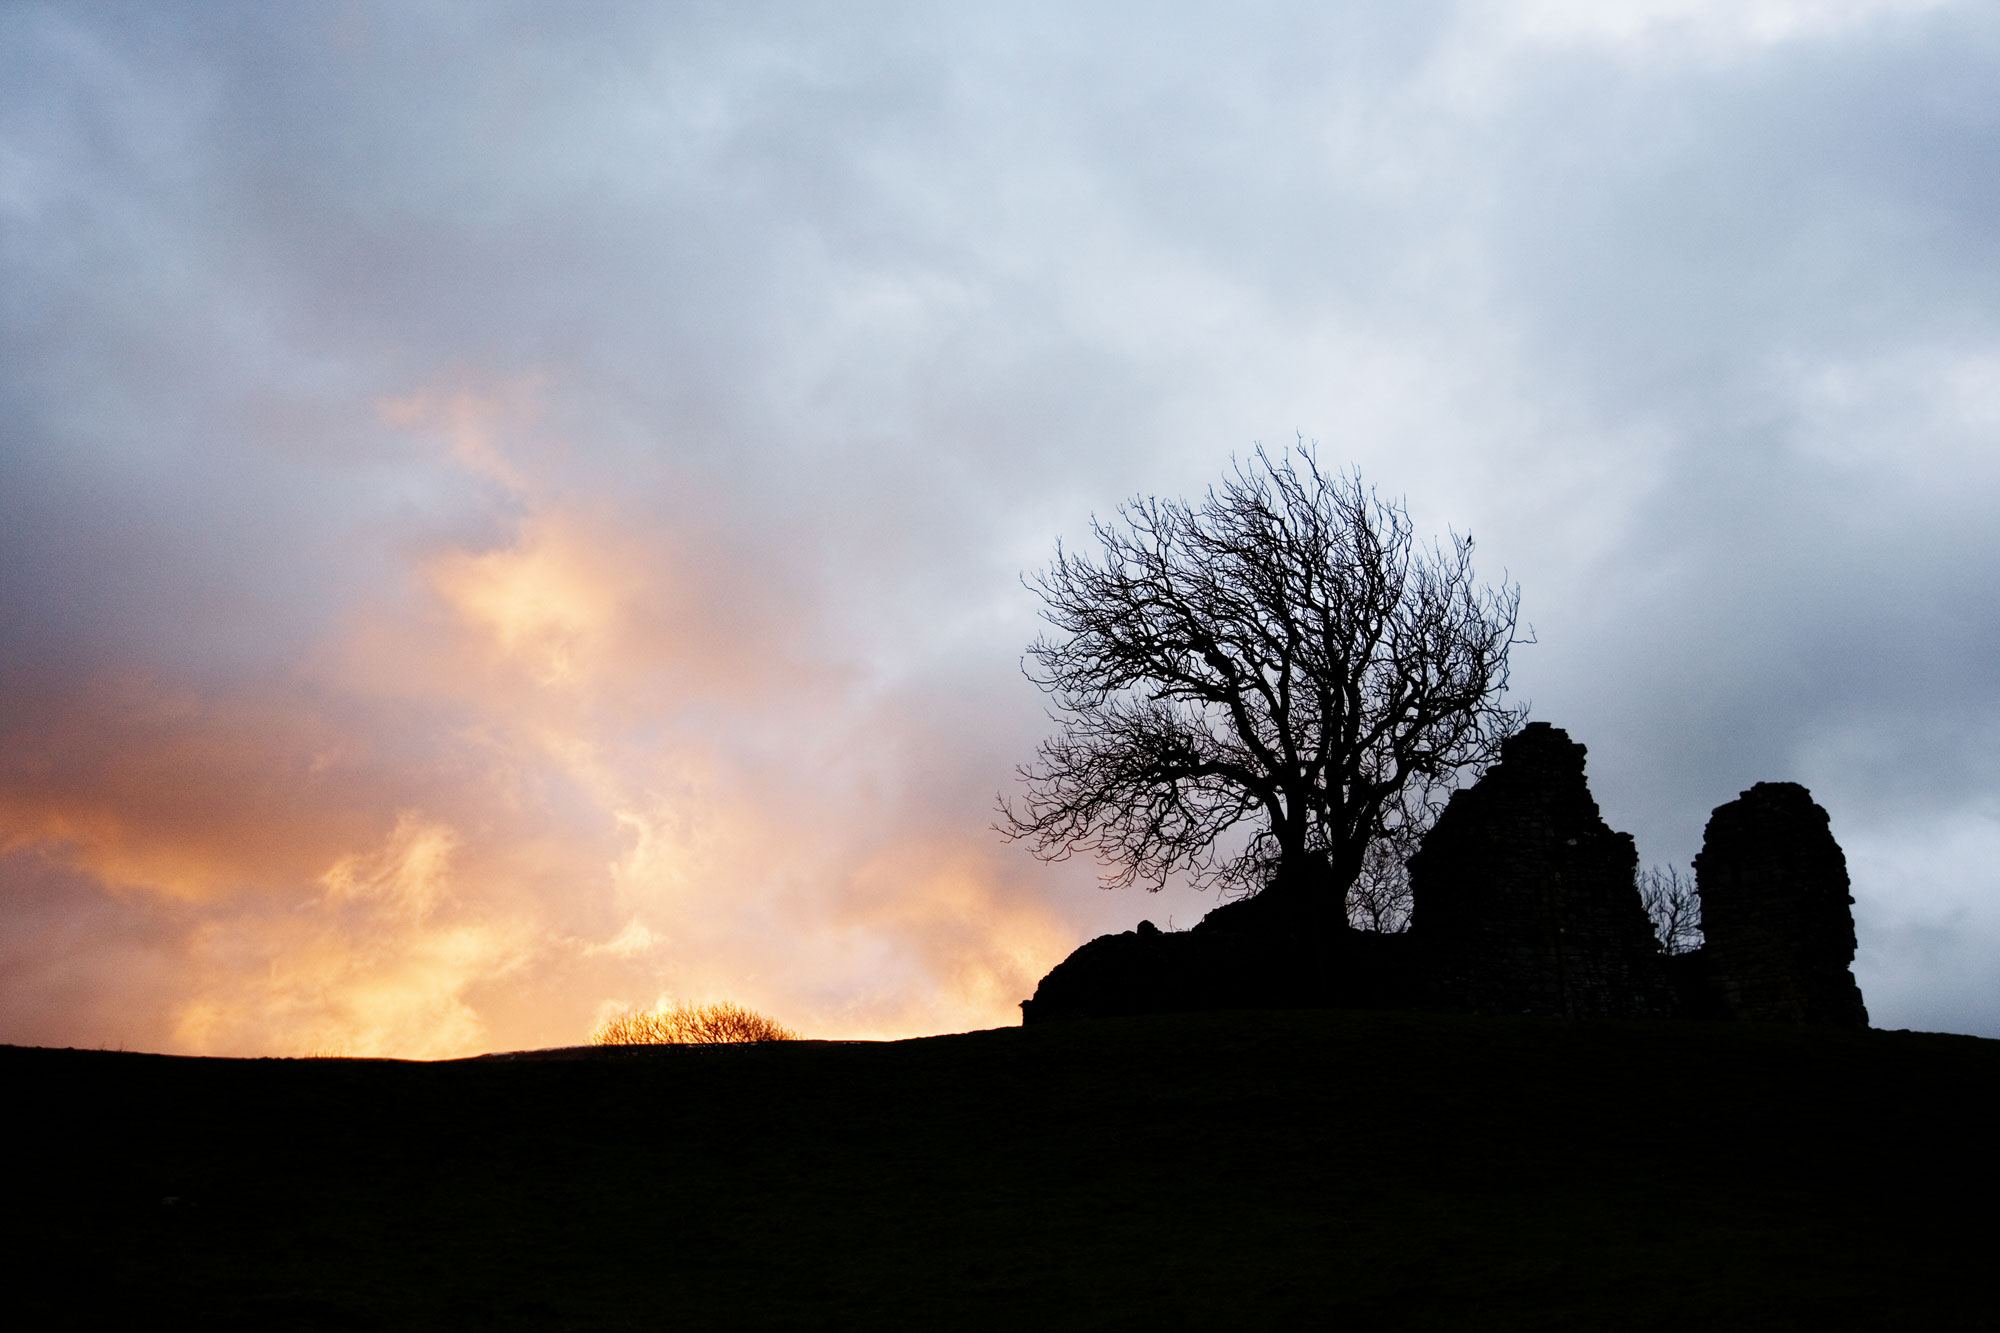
[10, 1011, 1998, 1330]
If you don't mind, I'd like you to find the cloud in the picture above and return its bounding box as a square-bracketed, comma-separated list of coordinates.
[582, 916, 659, 960]
[173, 813, 538, 1060]
[3, 0, 1998, 1050]
[0, 361, 1126, 1054]
[1494, 0, 1958, 56]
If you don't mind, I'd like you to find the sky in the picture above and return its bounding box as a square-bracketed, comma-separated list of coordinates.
[4, 0, 1997, 1056]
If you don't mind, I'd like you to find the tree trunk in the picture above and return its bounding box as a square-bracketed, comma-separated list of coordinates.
[1270, 848, 1348, 933]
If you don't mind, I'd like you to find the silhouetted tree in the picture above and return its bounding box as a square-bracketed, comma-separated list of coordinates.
[592, 1001, 797, 1045]
[1000, 444, 1527, 917]
[1639, 864, 1703, 956]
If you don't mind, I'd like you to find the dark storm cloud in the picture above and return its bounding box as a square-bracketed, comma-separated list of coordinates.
[3, 0, 1997, 1048]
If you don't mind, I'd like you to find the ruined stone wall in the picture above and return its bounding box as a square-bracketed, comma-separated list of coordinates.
[1694, 783, 1868, 1027]
[1408, 722, 1675, 1019]
[1019, 725, 1870, 1029]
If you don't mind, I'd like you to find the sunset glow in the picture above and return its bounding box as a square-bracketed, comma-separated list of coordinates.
[0, 372, 1107, 1057]
[5, 0, 2000, 1055]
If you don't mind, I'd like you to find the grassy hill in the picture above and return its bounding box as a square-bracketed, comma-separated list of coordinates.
[11, 1010, 1997, 1330]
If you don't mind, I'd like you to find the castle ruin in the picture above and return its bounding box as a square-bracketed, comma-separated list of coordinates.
[1692, 781, 1868, 1026]
[1020, 722, 1869, 1028]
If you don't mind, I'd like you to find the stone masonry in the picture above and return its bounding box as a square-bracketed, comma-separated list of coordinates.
[1019, 723, 1867, 1029]
[1407, 722, 1676, 1019]
[1692, 782, 1868, 1027]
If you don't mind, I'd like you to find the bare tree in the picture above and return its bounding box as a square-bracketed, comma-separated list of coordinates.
[1639, 864, 1703, 956]
[591, 1001, 798, 1045]
[999, 444, 1528, 917]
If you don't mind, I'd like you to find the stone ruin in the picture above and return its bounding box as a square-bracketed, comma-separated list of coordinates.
[1020, 722, 1869, 1028]
[1691, 781, 1868, 1026]
[1408, 722, 1678, 1020]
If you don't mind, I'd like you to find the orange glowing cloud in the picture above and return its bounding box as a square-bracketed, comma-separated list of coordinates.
[0, 375, 1117, 1059]
[431, 523, 623, 689]
[0, 674, 383, 902]
[172, 812, 540, 1059]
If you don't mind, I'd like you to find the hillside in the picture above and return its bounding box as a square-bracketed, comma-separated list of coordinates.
[11, 1011, 1997, 1330]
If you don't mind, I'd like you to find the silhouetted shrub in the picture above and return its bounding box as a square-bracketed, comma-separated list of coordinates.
[591, 1001, 798, 1046]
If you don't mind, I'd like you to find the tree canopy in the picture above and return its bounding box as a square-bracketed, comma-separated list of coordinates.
[1001, 446, 1527, 918]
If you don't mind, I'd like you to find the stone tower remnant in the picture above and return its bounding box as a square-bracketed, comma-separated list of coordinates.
[1407, 722, 1675, 1019]
[1692, 782, 1868, 1028]
[1017, 723, 1870, 1030]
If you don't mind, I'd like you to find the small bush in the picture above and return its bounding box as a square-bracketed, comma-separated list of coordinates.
[591, 1001, 798, 1046]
